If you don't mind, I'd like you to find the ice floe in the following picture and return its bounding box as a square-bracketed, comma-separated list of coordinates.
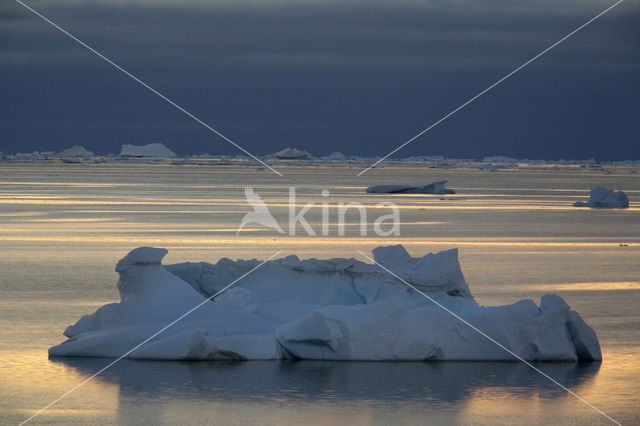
[366, 180, 455, 194]
[49, 245, 601, 361]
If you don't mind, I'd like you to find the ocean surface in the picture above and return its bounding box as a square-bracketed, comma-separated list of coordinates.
[0, 162, 638, 425]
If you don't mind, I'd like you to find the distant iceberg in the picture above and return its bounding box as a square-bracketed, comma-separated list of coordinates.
[328, 152, 346, 162]
[573, 187, 629, 208]
[60, 145, 93, 157]
[271, 147, 311, 160]
[482, 156, 518, 163]
[469, 163, 508, 171]
[367, 180, 455, 194]
[120, 143, 176, 158]
[49, 246, 600, 361]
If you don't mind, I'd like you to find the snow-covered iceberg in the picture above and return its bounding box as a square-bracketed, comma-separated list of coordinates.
[49, 246, 601, 361]
[366, 180, 455, 194]
[120, 143, 176, 158]
[573, 187, 629, 208]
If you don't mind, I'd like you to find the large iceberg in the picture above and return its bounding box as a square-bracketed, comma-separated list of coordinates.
[366, 180, 455, 194]
[49, 246, 601, 361]
[573, 187, 629, 208]
[120, 143, 176, 158]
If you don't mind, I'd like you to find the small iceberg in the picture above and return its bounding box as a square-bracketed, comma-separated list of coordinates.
[49, 246, 600, 361]
[482, 156, 518, 163]
[327, 151, 346, 162]
[120, 143, 176, 158]
[60, 145, 93, 157]
[573, 187, 629, 208]
[367, 180, 455, 194]
[271, 147, 311, 160]
[469, 163, 508, 171]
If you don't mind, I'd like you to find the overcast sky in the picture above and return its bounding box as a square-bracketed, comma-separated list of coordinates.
[1, 0, 638, 159]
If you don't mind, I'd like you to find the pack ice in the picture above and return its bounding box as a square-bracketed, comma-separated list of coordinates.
[49, 246, 601, 361]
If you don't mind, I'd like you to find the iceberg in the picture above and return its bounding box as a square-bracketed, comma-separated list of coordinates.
[469, 163, 508, 171]
[482, 156, 518, 163]
[120, 143, 176, 158]
[573, 187, 629, 208]
[366, 180, 455, 194]
[328, 151, 346, 162]
[60, 145, 93, 157]
[271, 147, 311, 160]
[49, 246, 601, 361]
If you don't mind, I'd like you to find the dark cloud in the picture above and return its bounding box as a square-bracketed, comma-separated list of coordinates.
[1, 0, 639, 159]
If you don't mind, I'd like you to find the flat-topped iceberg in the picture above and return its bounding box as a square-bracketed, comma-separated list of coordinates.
[573, 187, 629, 208]
[49, 246, 601, 361]
[367, 180, 455, 194]
[120, 143, 176, 158]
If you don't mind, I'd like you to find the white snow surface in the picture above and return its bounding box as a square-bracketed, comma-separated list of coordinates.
[120, 143, 176, 158]
[60, 145, 93, 157]
[49, 245, 601, 361]
[573, 187, 629, 208]
[366, 180, 455, 194]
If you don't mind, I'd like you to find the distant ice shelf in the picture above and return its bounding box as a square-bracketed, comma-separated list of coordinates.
[49, 246, 601, 361]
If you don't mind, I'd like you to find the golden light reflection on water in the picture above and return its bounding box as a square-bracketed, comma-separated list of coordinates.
[522, 282, 640, 291]
[2, 234, 638, 248]
[3, 197, 639, 211]
[0, 350, 118, 423]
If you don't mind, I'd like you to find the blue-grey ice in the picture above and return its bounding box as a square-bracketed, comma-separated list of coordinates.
[573, 187, 629, 208]
[366, 180, 455, 194]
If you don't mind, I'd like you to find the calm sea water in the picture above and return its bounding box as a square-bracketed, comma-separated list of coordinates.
[0, 162, 638, 425]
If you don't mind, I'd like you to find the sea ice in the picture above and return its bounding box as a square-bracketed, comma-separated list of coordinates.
[120, 143, 176, 158]
[573, 187, 629, 208]
[49, 246, 601, 361]
[366, 180, 455, 194]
